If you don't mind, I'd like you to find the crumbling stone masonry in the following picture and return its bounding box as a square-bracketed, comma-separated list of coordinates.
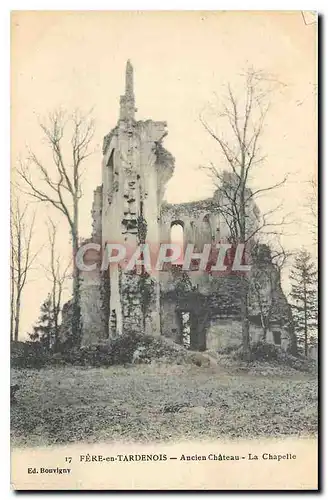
[72, 61, 295, 352]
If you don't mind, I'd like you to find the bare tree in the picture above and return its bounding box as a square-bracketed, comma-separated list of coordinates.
[200, 68, 288, 359]
[10, 198, 38, 342]
[17, 109, 95, 345]
[250, 250, 273, 342]
[250, 241, 293, 343]
[42, 219, 71, 350]
[270, 244, 292, 278]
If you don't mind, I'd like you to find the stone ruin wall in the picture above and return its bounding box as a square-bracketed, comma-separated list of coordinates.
[99, 117, 174, 341]
[64, 60, 296, 354]
[77, 153, 295, 351]
[159, 199, 295, 352]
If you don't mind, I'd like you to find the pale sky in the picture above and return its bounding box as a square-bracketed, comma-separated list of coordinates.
[11, 11, 317, 338]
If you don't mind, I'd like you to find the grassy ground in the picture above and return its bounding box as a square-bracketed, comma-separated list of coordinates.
[11, 361, 318, 447]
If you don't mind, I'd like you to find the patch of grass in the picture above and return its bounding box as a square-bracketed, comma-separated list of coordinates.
[11, 363, 318, 447]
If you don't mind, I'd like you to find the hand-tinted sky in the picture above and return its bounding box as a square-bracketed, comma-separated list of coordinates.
[11, 11, 317, 338]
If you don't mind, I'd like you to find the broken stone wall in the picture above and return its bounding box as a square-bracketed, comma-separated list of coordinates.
[79, 240, 108, 346]
[160, 297, 182, 343]
[159, 210, 295, 352]
[206, 319, 264, 351]
[120, 270, 160, 336]
[160, 199, 226, 249]
[101, 116, 174, 339]
[80, 273, 108, 346]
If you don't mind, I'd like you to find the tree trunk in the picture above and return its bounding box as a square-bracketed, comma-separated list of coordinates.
[240, 275, 251, 360]
[71, 226, 81, 347]
[304, 287, 308, 357]
[261, 321, 267, 342]
[256, 290, 267, 342]
[239, 175, 251, 360]
[14, 293, 21, 342]
[286, 306, 298, 356]
[10, 263, 15, 342]
[53, 297, 60, 352]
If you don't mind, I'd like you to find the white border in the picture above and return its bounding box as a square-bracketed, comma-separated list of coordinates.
[1, 4, 323, 498]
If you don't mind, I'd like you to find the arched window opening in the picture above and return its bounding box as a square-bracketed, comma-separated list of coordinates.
[170, 223, 184, 244]
[170, 221, 184, 266]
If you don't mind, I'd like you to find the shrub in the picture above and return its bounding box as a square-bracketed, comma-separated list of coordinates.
[109, 332, 143, 365]
[48, 332, 156, 367]
[250, 341, 279, 361]
[56, 347, 86, 366]
[217, 344, 239, 355]
[232, 341, 279, 362]
[50, 344, 113, 367]
[277, 350, 316, 373]
[11, 331, 212, 369]
[11, 341, 50, 369]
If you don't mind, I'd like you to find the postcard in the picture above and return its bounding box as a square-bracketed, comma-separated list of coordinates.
[10, 10, 318, 490]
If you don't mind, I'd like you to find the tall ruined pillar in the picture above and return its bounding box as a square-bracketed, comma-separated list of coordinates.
[80, 186, 108, 346]
[101, 61, 174, 339]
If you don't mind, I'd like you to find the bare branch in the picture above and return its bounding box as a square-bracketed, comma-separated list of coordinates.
[199, 68, 289, 358]
[10, 197, 39, 341]
[14, 108, 95, 345]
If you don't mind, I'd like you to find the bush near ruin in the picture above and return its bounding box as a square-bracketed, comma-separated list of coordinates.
[12, 332, 316, 374]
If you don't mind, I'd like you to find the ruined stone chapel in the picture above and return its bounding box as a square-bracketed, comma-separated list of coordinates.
[72, 61, 295, 353]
